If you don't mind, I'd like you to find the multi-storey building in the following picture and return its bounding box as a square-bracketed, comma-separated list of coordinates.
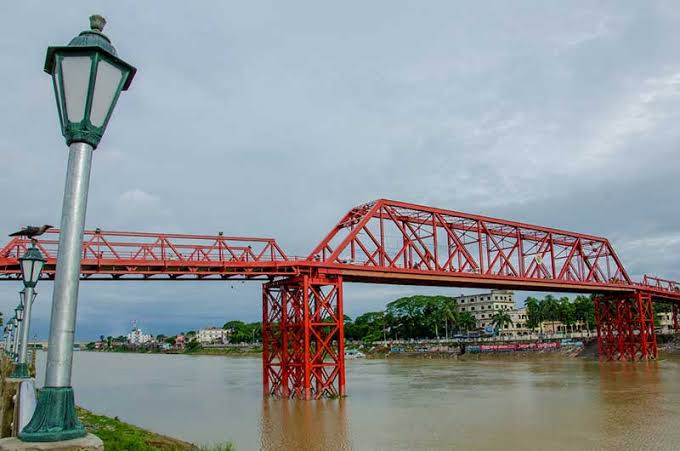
[657, 311, 678, 334]
[198, 326, 228, 344]
[453, 290, 530, 336]
[127, 327, 153, 346]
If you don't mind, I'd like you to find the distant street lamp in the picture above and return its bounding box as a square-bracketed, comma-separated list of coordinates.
[4, 324, 11, 356]
[12, 316, 20, 361]
[7, 321, 15, 356]
[20, 15, 136, 443]
[12, 245, 45, 378]
[3, 327, 7, 356]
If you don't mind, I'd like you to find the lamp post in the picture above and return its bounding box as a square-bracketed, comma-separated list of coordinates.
[12, 316, 21, 362]
[3, 327, 8, 356]
[20, 15, 136, 442]
[12, 246, 45, 379]
[6, 321, 14, 357]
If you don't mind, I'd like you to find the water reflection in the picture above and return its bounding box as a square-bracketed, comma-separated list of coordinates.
[259, 398, 352, 451]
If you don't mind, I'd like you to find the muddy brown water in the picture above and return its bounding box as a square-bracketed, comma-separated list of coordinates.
[35, 352, 680, 450]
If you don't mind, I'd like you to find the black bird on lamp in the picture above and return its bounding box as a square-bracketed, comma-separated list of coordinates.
[8, 225, 54, 244]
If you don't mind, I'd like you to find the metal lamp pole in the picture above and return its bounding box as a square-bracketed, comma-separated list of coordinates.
[20, 15, 136, 442]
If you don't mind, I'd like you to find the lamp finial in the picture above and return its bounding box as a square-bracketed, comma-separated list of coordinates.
[89, 15, 106, 33]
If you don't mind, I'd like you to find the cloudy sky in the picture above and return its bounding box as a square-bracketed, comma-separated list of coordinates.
[1, 1, 679, 339]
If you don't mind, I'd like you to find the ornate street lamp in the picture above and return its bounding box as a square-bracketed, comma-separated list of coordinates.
[12, 246, 45, 378]
[12, 317, 20, 361]
[4, 325, 11, 356]
[21, 15, 136, 443]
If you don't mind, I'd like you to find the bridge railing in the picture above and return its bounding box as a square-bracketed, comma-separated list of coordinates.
[0, 229, 290, 265]
[640, 275, 680, 293]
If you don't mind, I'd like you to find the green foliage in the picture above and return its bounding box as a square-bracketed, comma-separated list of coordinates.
[385, 295, 458, 340]
[491, 311, 513, 332]
[345, 311, 387, 342]
[76, 407, 198, 450]
[185, 339, 202, 353]
[524, 294, 596, 332]
[223, 320, 262, 343]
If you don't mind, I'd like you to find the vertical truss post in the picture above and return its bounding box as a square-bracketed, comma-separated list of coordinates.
[594, 292, 657, 361]
[262, 274, 345, 399]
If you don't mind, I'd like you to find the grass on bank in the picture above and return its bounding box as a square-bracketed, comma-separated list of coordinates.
[77, 407, 235, 451]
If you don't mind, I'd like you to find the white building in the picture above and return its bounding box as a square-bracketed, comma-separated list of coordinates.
[453, 290, 531, 336]
[657, 311, 678, 334]
[198, 327, 228, 344]
[127, 327, 153, 346]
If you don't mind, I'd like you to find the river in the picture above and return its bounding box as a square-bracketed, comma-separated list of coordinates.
[34, 352, 680, 450]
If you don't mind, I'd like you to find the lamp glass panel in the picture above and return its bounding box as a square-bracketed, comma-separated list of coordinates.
[52, 63, 65, 127]
[61, 56, 92, 123]
[90, 59, 124, 127]
[31, 258, 45, 284]
[20, 259, 33, 284]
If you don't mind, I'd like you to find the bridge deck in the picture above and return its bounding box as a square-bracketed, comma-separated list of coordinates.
[1, 200, 678, 303]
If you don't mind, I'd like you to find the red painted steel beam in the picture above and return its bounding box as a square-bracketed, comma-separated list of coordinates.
[0, 199, 679, 304]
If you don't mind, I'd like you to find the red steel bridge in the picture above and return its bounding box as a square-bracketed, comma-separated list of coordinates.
[1, 199, 679, 399]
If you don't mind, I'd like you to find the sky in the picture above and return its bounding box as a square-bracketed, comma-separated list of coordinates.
[1, 1, 679, 340]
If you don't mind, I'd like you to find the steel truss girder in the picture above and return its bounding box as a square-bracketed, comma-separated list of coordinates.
[308, 199, 632, 287]
[594, 291, 657, 361]
[262, 274, 345, 400]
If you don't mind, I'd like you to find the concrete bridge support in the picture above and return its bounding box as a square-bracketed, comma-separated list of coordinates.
[262, 274, 345, 400]
[594, 292, 657, 360]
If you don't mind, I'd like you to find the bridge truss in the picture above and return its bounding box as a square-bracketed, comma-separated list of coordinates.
[1, 199, 679, 399]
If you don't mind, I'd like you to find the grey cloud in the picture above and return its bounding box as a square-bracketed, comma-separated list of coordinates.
[1, 1, 679, 339]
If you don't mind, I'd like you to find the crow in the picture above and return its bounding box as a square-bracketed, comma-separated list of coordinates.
[9, 225, 54, 239]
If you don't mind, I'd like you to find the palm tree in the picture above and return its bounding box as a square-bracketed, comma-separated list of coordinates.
[458, 312, 476, 334]
[441, 300, 458, 340]
[491, 311, 513, 337]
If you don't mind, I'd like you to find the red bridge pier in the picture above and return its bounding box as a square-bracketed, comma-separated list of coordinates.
[594, 291, 658, 361]
[262, 274, 346, 399]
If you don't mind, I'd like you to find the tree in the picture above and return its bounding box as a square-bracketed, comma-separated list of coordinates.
[185, 339, 201, 352]
[542, 295, 560, 333]
[574, 295, 595, 334]
[491, 311, 513, 335]
[440, 299, 458, 340]
[558, 297, 576, 333]
[348, 311, 386, 342]
[458, 312, 476, 334]
[524, 297, 542, 331]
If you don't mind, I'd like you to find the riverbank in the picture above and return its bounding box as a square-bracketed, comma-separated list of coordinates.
[86, 346, 262, 357]
[77, 407, 234, 451]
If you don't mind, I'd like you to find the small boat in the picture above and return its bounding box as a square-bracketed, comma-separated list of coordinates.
[344, 349, 366, 359]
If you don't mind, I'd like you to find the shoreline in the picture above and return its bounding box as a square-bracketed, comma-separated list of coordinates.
[77, 407, 234, 451]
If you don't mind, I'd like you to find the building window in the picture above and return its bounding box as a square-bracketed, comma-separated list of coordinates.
[471, 307, 475, 310]
[461, 307, 466, 311]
